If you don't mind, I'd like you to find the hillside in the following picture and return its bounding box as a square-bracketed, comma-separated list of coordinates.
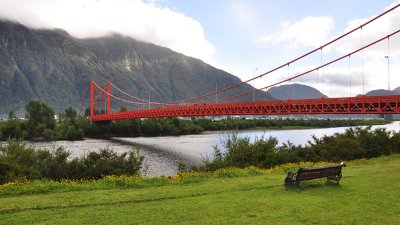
[363, 89, 399, 96]
[266, 83, 327, 100]
[0, 20, 271, 116]
[393, 86, 400, 93]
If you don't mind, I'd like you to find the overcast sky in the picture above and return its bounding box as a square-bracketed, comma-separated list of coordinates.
[0, 0, 399, 97]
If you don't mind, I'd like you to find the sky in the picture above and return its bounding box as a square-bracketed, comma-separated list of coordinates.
[0, 0, 399, 97]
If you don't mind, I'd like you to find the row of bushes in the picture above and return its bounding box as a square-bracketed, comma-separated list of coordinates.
[0, 139, 144, 184]
[1, 126, 399, 184]
[82, 117, 389, 138]
[0, 101, 86, 141]
[203, 126, 400, 171]
[89, 117, 205, 137]
[0, 100, 390, 141]
[192, 117, 388, 131]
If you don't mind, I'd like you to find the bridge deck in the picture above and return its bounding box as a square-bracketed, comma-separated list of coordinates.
[91, 95, 400, 121]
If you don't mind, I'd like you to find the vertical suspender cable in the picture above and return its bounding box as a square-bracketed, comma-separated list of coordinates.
[148, 90, 151, 109]
[216, 82, 218, 103]
[361, 26, 365, 95]
[320, 48, 324, 96]
[317, 62, 319, 92]
[348, 55, 352, 97]
[287, 64, 291, 99]
[387, 37, 390, 91]
[252, 71, 255, 102]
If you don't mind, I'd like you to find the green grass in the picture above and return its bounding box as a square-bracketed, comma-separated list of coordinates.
[0, 155, 399, 224]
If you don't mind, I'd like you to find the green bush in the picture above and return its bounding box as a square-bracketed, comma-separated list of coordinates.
[0, 139, 144, 184]
[0, 140, 41, 183]
[204, 126, 400, 171]
[81, 148, 144, 179]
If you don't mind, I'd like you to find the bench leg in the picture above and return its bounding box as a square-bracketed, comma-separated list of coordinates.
[285, 172, 298, 187]
[327, 173, 342, 184]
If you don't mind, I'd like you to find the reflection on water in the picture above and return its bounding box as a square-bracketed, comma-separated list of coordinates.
[10, 121, 400, 177]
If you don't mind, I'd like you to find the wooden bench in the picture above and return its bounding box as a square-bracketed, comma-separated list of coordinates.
[284, 162, 346, 187]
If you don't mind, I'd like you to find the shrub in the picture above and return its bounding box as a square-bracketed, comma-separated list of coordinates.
[81, 148, 144, 179]
[204, 126, 399, 171]
[0, 139, 41, 182]
[390, 132, 400, 154]
[0, 140, 144, 184]
[43, 128, 55, 141]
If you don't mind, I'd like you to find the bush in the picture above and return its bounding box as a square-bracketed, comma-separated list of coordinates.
[81, 148, 144, 179]
[0, 139, 144, 184]
[0, 140, 41, 182]
[390, 132, 400, 154]
[204, 126, 400, 171]
[43, 128, 55, 141]
[204, 133, 279, 170]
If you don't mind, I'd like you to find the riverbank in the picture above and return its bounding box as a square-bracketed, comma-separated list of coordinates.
[1, 109, 391, 141]
[3, 121, 398, 178]
[1, 154, 399, 224]
[201, 125, 325, 134]
[202, 119, 391, 134]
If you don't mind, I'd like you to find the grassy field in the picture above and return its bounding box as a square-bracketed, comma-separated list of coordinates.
[0, 155, 399, 224]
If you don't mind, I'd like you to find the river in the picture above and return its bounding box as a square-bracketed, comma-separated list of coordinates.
[16, 121, 400, 177]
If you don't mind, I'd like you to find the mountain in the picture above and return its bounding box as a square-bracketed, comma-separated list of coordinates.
[266, 83, 327, 100]
[0, 20, 272, 117]
[357, 89, 400, 97]
[392, 86, 400, 93]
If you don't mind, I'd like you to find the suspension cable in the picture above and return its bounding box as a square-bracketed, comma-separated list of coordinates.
[206, 29, 400, 103]
[110, 3, 400, 105]
[92, 82, 166, 106]
[97, 4, 400, 107]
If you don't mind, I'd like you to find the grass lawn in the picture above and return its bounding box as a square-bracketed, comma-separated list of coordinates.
[0, 155, 399, 224]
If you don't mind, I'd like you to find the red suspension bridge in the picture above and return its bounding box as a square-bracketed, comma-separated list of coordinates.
[89, 4, 400, 122]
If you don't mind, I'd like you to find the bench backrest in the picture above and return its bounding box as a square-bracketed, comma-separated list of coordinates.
[296, 164, 344, 181]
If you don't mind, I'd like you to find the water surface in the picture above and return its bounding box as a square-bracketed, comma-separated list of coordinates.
[15, 121, 400, 176]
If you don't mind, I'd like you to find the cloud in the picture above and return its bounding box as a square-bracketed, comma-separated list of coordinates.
[262, 16, 334, 49]
[259, 2, 400, 96]
[0, 0, 215, 62]
[333, 2, 400, 59]
[260, 62, 396, 97]
[295, 69, 367, 87]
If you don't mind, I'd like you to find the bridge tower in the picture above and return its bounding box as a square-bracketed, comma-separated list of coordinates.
[90, 80, 111, 119]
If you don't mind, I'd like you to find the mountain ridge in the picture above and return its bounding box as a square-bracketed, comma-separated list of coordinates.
[0, 20, 271, 117]
[266, 83, 327, 100]
[357, 89, 400, 97]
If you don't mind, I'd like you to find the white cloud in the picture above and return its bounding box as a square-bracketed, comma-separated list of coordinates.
[321, 1, 400, 94]
[333, 2, 400, 59]
[259, 2, 400, 96]
[0, 0, 215, 62]
[262, 16, 334, 49]
[258, 59, 400, 98]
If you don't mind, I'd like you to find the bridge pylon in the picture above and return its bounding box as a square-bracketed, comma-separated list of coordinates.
[90, 80, 111, 120]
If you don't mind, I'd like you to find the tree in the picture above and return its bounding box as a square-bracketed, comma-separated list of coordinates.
[64, 107, 77, 121]
[8, 111, 16, 120]
[54, 106, 85, 140]
[25, 100, 56, 137]
[62, 106, 78, 126]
